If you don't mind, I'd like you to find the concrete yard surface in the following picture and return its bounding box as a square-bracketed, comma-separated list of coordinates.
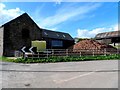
[1, 60, 119, 88]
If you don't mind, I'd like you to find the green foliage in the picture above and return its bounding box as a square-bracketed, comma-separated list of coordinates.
[77, 38, 87, 42]
[1, 54, 120, 63]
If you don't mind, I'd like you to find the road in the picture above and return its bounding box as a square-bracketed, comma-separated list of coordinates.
[0, 60, 119, 88]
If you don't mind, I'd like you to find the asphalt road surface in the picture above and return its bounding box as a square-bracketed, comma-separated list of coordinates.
[0, 60, 119, 88]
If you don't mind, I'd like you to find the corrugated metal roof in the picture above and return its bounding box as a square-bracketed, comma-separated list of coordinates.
[42, 29, 74, 41]
[95, 31, 120, 39]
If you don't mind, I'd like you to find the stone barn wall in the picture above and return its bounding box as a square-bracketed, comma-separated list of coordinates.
[3, 14, 42, 56]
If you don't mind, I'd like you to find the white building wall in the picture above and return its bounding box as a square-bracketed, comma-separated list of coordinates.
[0, 27, 4, 56]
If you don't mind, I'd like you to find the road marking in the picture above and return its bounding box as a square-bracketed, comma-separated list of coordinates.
[53, 71, 95, 84]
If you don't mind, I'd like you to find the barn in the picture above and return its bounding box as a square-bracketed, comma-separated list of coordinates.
[95, 31, 120, 46]
[0, 13, 74, 57]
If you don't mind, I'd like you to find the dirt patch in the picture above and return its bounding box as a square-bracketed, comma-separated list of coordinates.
[70, 39, 114, 49]
[69, 39, 117, 55]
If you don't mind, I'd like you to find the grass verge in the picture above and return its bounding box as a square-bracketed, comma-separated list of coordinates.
[1, 54, 120, 63]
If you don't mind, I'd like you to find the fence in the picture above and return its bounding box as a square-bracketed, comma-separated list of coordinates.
[15, 48, 120, 59]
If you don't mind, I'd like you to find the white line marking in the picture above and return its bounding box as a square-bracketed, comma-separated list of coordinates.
[53, 71, 95, 84]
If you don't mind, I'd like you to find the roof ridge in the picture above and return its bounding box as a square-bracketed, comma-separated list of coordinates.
[42, 29, 70, 35]
[1, 12, 27, 26]
[97, 30, 120, 35]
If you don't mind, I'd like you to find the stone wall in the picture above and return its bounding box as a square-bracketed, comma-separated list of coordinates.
[4, 14, 42, 56]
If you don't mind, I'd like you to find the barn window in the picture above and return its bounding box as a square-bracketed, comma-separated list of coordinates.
[44, 32, 48, 36]
[63, 34, 66, 38]
[56, 34, 59, 37]
[52, 40, 63, 47]
[22, 29, 30, 39]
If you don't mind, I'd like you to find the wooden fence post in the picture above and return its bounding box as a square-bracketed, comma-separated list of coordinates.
[52, 49, 54, 57]
[66, 49, 68, 57]
[23, 52, 25, 59]
[47, 49, 48, 58]
[38, 52, 39, 58]
[80, 51, 81, 57]
[93, 49, 94, 56]
[32, 53, 33, 60]
[117, 49, 119, 55]
[104, 48, 106, 56]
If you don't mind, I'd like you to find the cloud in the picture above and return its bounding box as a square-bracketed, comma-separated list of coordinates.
[54, 0, 62, 5]
[38, 3, 102, 29]
[0, 3, 24, 26]
[113, 24, 118, 31]
[77, 24, 118, 38]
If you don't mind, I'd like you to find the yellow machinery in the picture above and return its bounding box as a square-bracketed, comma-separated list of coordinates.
[32, 40, 46, 52]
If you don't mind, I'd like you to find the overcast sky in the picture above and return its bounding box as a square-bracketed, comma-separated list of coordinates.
[0, 2, 118, 38]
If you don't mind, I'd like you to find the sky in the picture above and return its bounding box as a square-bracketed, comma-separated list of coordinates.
[0, 2, 118, 38]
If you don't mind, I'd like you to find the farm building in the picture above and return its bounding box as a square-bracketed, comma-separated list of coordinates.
[95, 31, 120, 46]
[0, 13, 74, 57]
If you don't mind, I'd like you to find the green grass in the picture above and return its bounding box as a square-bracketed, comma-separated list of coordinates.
[0, 56, 15, 62]
[1, 54, 120, 63]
